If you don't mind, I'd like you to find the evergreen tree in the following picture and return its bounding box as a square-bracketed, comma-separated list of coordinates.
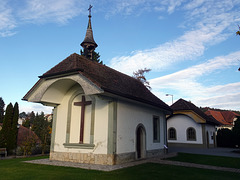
[0, 102, 19, 154]
[28, 111, 35, 126]
[0, 97, 5, 123]
[12, 103, 19, 150]
[232, 117, 240, 146]
[80, 49, 103, 64]
[32, 112, 51, 154]
[22, 118, 30, 128]
[0, 103, 14, 153]
[217, 128, 235, 147]
[19, 112, 27, 119]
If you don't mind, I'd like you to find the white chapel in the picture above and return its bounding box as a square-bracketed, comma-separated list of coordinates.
[23, 7, 172, 165]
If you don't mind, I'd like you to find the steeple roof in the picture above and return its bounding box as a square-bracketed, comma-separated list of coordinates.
[80, 15, 98, 48]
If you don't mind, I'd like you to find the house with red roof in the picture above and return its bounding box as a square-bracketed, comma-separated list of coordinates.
[17, 125, 41, 147]
[205, 110, 240, 129]
[23, 9, 172, 165]
[0, 123, 40, 151]
[167, 99, 220, 148]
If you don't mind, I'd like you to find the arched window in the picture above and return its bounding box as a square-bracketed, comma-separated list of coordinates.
[187, 127, 196, 141]
[168, 127, 176, 140]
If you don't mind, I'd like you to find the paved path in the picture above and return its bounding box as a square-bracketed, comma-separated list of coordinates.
[24, 153, 240, 173]
[168, 147, 240, 158]
[150, 158, 240, 173]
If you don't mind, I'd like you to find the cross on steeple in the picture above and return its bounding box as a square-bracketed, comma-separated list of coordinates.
[88, 5, 93, 17]
[74, 96, 92, 144]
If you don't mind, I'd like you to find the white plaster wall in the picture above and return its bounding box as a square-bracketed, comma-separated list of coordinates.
[53, 86, 109, 154]
[92, 96, 109, 154]
[167, 115, 203, 144]
[116, 100, 166, 154]
[205, 124, 216, 145]
[53, 90, 70, 152]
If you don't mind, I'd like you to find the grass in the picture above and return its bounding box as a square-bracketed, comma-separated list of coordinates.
[168, 152, 240, 169]
[0, 155, 240, 180]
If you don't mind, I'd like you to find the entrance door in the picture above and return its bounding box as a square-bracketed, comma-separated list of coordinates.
[206, 131, 209, 148]
[136, 125, 146, 159]
[213, 132, 216, 147]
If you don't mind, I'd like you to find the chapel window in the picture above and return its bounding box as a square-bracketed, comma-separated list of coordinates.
[153, 116, 160, 142]
[168, 127, 177, 140]
[186, 127, 196, 141]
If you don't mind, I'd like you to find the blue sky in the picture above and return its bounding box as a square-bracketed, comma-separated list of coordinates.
[0, 0, 240, 114]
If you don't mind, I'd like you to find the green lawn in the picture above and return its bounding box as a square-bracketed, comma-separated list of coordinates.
[0, 155, 240, 180]
[168, 152, 240, 169]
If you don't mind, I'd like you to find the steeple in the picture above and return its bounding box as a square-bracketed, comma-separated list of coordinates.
[81, 5, 98, 60]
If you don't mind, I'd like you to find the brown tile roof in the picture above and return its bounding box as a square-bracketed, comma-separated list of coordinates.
[205, 110, 229, 125]
[39, 53, 172, 112]
[171, 99, 220, 125]
[221, 111, 240, 123]
[17, 125, 41, 146]
[205, 110, 239, 126]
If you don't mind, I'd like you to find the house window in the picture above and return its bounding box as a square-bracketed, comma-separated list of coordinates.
[187, 127, 196, 141]
[168, 127, 176, 140]
[153, 116, 160, 142]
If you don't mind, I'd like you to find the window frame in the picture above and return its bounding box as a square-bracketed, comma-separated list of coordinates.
[168, 127, 177, 140]
[186, 127, 196, 141]
[153, 116, 160, 143]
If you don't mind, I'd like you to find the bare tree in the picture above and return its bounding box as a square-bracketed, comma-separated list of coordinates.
[236, 26, 240, 71]
[236, 25, 240, 36]
[133, 68, 151, 90]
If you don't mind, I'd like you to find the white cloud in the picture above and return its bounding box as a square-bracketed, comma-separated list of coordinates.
[184, 0, 205, 10]
[165, 0, 186, 14]
[20, 102, 53, 114]
[109, 22, 230, 75]
[150, 51, 240, 110]
[19, 0, 87, 24]
[109, 0, 239, 75]
[195, 92, 240, 110]
[104, 0, 150, 18]
[0, 1, 16, 37]
[0, 0, 89, 37]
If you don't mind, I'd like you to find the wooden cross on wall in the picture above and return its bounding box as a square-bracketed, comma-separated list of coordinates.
[74, 96, 92, 144]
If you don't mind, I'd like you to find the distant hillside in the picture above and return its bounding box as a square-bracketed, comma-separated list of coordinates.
[200, 107, 240, 115]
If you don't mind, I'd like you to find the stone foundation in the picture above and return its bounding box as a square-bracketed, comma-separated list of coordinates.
[50, 148, 166, 165]
[168, 142, 215, 148]
[50, 152, 115, 165]
[146, 148, 165, 158]
[115, 152, 135, 164]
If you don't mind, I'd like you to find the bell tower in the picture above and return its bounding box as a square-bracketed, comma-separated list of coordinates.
[81, 5, 98, 60]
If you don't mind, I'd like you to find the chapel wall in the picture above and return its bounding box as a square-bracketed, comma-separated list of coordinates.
[116, 100, 166, 154]
[92, 96, 109, 154]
